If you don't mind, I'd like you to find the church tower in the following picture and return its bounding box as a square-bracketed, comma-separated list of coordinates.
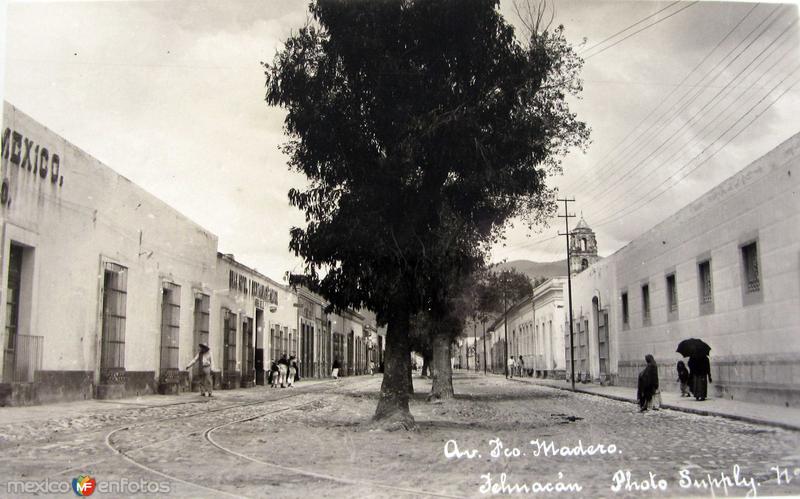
[569, 215, 599, 274]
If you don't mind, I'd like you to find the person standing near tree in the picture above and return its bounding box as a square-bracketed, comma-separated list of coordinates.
[186, 343, 214, 397]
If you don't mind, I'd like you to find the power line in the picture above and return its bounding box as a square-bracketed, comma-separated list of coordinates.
[560, 3, 761, 194]
[583, 2, 699, 60]
[587, 15, 798, 219]
[573, 6, 787, 207]
[579, 1, 682, 55]
[573, 5, 783, 203]
[589, 24, 798, 221]
[594, 64, 800, 228]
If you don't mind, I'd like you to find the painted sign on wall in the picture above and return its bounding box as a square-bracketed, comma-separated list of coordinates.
[2, 127, 65, 188]
[229, 269, 279, 305]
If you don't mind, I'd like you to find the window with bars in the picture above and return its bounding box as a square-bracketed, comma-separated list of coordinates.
[699, 260, 713, 305]
[223, 309, 237, 373]
[160, 282, 181, 372]
[666, 274, 677, 315]
[193, 294, 210, 350]
[742, 242, 760, 293]
[101, 262, 128, 370]
[621, 292, 629, 328]
[4, 244, 23, 382]
[641, 284, 650, 326]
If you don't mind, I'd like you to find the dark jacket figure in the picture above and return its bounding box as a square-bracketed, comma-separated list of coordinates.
[637, 354, 659, 411]
[290, 356, 300, 382]
[278, 354, 289, 367]
[688, 354, 712, 401]
[677, 361, 691, 397]
[268, 361, 279, 385]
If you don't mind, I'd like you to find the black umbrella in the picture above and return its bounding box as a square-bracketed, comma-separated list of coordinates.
[676, 338, 711, 357]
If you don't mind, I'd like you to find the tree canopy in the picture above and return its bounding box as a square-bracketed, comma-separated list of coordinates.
[263, 0, 589, 424]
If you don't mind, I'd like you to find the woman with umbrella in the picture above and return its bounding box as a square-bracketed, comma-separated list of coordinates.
[678, 339, 712, 401]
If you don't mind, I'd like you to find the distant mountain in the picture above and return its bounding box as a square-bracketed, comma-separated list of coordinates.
[492, 259, 568, 283]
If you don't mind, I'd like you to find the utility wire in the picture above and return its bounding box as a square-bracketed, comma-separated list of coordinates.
[579, 1, 682, 55]
[573, 5, 786, 206]
[588, 15, 798, 218]
[561, 3, 760, 194]
[573, 5, 782, 202]
[594, 64, 800, 227]
[590, 23, 798, 220]
[583, 2, 699, 60]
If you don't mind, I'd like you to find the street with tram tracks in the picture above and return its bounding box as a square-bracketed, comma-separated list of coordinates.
[1, 373, 800, 498]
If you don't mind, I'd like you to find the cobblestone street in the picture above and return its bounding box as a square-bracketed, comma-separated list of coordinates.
[0, 373, 798, 498]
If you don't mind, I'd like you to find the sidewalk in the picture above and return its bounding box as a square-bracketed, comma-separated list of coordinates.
[507, 374, 800, 431]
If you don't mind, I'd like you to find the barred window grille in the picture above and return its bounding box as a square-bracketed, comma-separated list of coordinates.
[223, 309, 237, 373]
[621, 293, 629, 325]
[667, 274, 678, 313]
[101, 262, 128, 370]
[742, 242, 760, 293]
[641, 284, 650, 323]
[699, 261, 713, 304]
[194, 294, 210, 350]
[160, 282, 181, 372]
[4, 245, 23, 382]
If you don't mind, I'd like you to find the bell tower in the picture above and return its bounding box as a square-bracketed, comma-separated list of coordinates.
[569, 214, 598, 274]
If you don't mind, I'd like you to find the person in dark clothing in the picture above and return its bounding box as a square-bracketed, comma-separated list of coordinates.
[277, 354, 289, 388]
[332, 358, 341, 379]
[677, 360, 691, 397]
[637, 354, 659, 412]
[688, 354, 712, 401]
[268, 361, 279, 388]
[289, 355, 300, 384]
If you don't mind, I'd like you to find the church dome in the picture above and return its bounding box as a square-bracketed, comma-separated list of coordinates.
[574, 215, 591, 231]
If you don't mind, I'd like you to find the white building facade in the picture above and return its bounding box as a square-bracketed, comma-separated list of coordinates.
[0, 103, 379, 406]
[569, 132, 800, 406]
[486, 277, 567, 378]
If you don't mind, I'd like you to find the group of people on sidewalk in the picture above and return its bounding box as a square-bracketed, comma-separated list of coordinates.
[637, 353, 713, 412]
[186, 344, 304, 394]
[269, 354, 300, 388]
[506, 355, 526, 378]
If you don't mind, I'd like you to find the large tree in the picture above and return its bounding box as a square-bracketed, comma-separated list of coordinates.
[264, 0, 588, 428]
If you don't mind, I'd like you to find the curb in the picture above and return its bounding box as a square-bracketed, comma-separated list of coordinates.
[507, 377, 800, 432]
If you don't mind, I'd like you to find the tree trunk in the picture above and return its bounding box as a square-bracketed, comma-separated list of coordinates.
[373, 308, 415, 430]
[430, 332, 454, 400]
[407, 358, 414, 394]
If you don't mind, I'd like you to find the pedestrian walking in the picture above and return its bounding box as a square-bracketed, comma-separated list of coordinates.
[332, 358, 341, 379]
[186, 343, 214, 397]
[688, 353, 712, 401]
[369, 360, 375, 375]
[637, 354, 659, 412]
[287, 355, 298, 387]
[518, 356, 525, 377]
[507, 356, 515, 378]
[268, 360, 280, 388]
[277, 354, 289, 388]
[677, 360, 691, 397]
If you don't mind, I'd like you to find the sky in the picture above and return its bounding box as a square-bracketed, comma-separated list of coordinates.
[1, 0, 798, 280]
